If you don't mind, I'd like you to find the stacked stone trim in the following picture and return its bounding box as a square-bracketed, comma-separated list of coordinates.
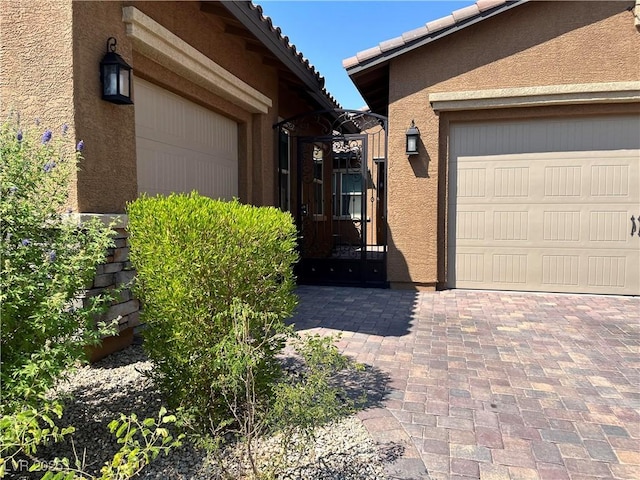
[88, 227, 140, 332]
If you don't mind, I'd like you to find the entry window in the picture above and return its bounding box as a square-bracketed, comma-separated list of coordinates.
[312, 145, 324, 216]
[278, 130, 290, 211]
[333, 171, 362, 220]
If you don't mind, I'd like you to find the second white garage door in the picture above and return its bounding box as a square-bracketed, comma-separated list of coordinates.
[134, 78, 238, 200]
[449, 115, 640, 295]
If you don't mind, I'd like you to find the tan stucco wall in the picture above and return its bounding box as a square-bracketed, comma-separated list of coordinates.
[2, 0, 323, 213]
[70, 0, 288, 212]
[1, 0, 78, 208]
[72, 1, 136, 213]
[386, 1, 640, 288]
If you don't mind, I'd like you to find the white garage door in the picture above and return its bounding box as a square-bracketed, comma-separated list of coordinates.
[134, 78, 238, 199]
[449, 115, 640, 295]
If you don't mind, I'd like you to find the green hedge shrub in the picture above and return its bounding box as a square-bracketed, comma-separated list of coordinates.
[127, 194, 299, 429]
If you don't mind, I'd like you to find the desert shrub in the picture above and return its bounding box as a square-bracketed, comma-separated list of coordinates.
[0, 119, 115, 409]
[0, 118, 182, 479]
[127, 194, 362, 478]
[127, 194, 298, 426]
[1, 405, 182, 480]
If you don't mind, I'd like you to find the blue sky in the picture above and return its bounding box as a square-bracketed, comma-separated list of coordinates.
[258, 1, 474, 109]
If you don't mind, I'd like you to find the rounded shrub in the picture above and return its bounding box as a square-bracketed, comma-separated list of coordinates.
[127, 193, 299, 429]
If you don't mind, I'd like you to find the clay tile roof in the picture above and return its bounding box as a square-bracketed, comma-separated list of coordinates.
[402, 26, 429, 42]
[342, 55, 359, 70]
[477, 0, 508, 12]
[356, 45, 383, 63]
[379, 36, 405, 53]
[231, 1, 341, 109]
[426, 14, 456, 33]
[343, 0, 526, 71]
[452, 4, 481, 22]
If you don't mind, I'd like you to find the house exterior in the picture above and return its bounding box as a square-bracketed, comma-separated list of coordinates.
[1, 0, 342, 356]
[344, 0, 640, 295]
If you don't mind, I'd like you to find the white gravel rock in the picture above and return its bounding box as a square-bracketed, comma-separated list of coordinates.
[26, 345, 392, 480]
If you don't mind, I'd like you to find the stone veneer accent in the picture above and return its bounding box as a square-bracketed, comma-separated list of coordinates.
[84, 226, 139, 362]
[88, 227, 140, 332]
[66, 214, 139, 360]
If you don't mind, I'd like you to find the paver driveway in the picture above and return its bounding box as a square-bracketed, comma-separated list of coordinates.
[290, 286, 640, 480]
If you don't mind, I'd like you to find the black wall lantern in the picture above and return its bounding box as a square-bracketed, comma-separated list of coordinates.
[405, 120, 420, 155]
[100, 37, 133, 105]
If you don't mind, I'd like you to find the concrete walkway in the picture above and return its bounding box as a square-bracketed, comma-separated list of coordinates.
[291, 286, 640, 480]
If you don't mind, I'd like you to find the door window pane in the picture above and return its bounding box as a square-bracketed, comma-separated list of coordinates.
[333, 172, 362, 219]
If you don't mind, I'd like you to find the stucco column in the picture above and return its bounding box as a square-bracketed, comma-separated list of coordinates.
[251, 112, 277, 206]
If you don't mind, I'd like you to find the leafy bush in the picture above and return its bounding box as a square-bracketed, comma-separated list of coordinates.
[0, 119, 116, 409]
[128, 194, 363, 478]
[127, 194, 298, 426]
[0, 405, 182, 480]
[0, 118, 182, 480]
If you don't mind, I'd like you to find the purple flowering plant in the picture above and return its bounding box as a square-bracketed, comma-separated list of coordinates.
[1, 119, 185, 480]
[1, 118, 118, 410]
[41, 129, 52, 144]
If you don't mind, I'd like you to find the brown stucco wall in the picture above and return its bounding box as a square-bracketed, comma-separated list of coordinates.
[3, 0, 335, 212]
[0, 0, 78, 207]
[70, 0, 289, 212]
[386, 1, 640, 288]
[72, 1, 136, 213]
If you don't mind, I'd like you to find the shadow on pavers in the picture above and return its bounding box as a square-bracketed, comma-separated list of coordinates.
[289, 286, 431, 479]
[335, 362, 429, 480]
[290, 285, 421, 338]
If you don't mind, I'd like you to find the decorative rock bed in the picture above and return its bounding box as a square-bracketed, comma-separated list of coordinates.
[27, 345, 393, 480]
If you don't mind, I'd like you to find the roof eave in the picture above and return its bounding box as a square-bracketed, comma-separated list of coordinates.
[346, 0, 527, 77]
[221, 1, 339, 111]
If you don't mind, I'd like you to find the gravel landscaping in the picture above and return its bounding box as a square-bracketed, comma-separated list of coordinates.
[23, 344, 395, 480]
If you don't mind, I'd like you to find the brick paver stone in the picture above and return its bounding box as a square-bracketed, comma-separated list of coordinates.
[290, 286, 640, 480]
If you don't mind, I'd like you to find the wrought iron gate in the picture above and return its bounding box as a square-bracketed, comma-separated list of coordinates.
[276, 110, 388, 287]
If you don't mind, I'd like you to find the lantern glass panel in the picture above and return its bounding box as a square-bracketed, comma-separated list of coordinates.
[119, 69, 130, 97]
[407, 136, 417, 153]
[104, 64, 118, 96]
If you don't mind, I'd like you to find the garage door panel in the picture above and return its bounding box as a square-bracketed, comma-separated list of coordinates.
[456, 166, 488, 198]
[587, 255, 627, 288]
[494, 166, 529, 198]
[544, 165, 582, 197]
[457, 205, 636, 248]
[453, 246, 640, 294]
[450, 116, 640, 295]
[135, 78, 238, 200]
[540, 210, 580, 242]
[491, 253, 527, 284]
[452, 117, 640, 157]
[588, 208, 633, 243]
[541, 254, 580, 287]
[493, 210, 529, 241]
[136, 138, 188, 196]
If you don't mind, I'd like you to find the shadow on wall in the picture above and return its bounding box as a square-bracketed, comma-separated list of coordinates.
[407, 136, 430, 178]
[384, 221, 430, 292]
